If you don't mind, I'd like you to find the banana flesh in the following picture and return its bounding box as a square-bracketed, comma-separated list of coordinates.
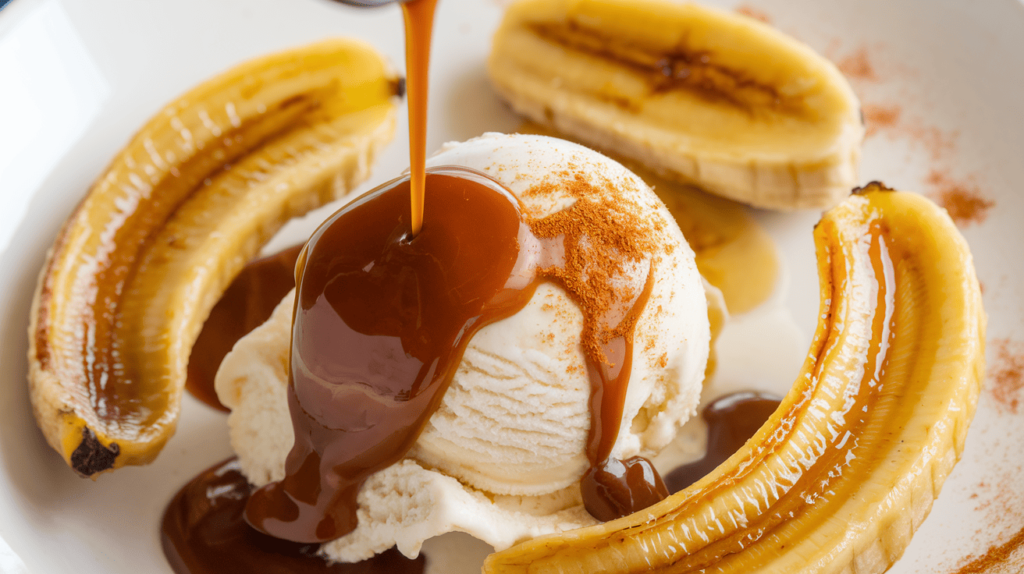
[29, 39, 399, 477]
[489, 0, 865, 210]
[484, 184, 985, 573]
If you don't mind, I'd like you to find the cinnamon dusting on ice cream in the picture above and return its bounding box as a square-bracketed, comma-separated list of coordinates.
[525, 168, 661, 366]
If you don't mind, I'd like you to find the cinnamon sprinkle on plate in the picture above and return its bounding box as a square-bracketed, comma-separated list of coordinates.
[735, 5, 771, 24]
[989, 338, 1023, 415]
[862, 104, 901, 138]
[836, 48, 877, 82]
[926, 171, 994, 228]
[949, 525, 1024, 574]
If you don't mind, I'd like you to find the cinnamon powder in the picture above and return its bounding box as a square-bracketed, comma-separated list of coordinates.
[524, 166, 662, 365]
[926, 170, 994, 227]
[989, 338, 1023, 415]
[950, 526, 1024, 574]
[906, 124, 958, 162]
[832, 45, 984, 227]
[837, 48, 877, 82]
[735, 5, 771, 24]
[862, 104, 901, 138]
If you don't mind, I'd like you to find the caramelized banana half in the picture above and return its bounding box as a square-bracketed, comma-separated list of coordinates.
[485, 184, 985, 573]
[29, 40, 399, 478]
[489, 0, 864, 210]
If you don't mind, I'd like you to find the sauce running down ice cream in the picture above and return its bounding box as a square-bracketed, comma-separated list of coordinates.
[244, 165, 667, 543]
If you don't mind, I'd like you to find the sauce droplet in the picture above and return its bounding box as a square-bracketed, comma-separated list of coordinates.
[582, 456, 669, 521]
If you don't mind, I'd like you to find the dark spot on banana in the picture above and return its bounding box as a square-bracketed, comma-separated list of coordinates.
[70, 428, 119, 477]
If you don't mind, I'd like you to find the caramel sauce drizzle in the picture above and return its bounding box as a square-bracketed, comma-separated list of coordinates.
[401, 0, 438, 236]
[244, 166, 665, 542]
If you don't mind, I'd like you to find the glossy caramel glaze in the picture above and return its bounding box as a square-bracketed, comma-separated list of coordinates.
[665, 222, 896, 570]
[582, 456, 668, 522]
[186, 246, 302, 412]
[245, 166, 663, 543]
[162, 457, 425, 574]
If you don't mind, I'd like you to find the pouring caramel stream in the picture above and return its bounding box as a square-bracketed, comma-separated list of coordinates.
[401, 0, 437, 235]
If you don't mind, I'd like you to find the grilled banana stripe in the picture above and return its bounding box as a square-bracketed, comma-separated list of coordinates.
[29, 40, 399, 477]
[484, 184, 985, 573]
[489, 0, 864, 210]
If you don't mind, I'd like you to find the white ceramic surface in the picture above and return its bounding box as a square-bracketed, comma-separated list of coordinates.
[0, 0, 1022, 572]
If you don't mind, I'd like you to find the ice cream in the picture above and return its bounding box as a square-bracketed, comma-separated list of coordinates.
[214, 133, 710, 561]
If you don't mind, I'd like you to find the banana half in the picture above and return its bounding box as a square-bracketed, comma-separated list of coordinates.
[29, 40, 400, 478]
[484, 184, 985, 573]
[489, 0, 865, 210]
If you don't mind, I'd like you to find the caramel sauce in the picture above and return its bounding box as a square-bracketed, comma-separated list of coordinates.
[244, 166, 664, 542]
[186, 246, 302, 411]
[162, 457, 425, 574]
[664, 391, 782, 493]
[582, 456, 668, 522]
[401, 0, 438, 236]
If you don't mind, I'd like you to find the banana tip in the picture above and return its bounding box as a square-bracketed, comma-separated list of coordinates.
[70, 428, 119, 478]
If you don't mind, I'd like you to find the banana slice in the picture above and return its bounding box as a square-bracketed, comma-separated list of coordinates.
[484, 184, 985, 573]
[29, 40, 399, 478]
[489, 0, 864, 210]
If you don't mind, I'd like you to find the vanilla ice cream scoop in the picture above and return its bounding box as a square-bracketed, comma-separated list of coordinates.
[215, 133, 710, 561]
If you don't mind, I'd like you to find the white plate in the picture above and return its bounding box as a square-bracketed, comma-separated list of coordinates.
[1, 0, 1022, 572]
